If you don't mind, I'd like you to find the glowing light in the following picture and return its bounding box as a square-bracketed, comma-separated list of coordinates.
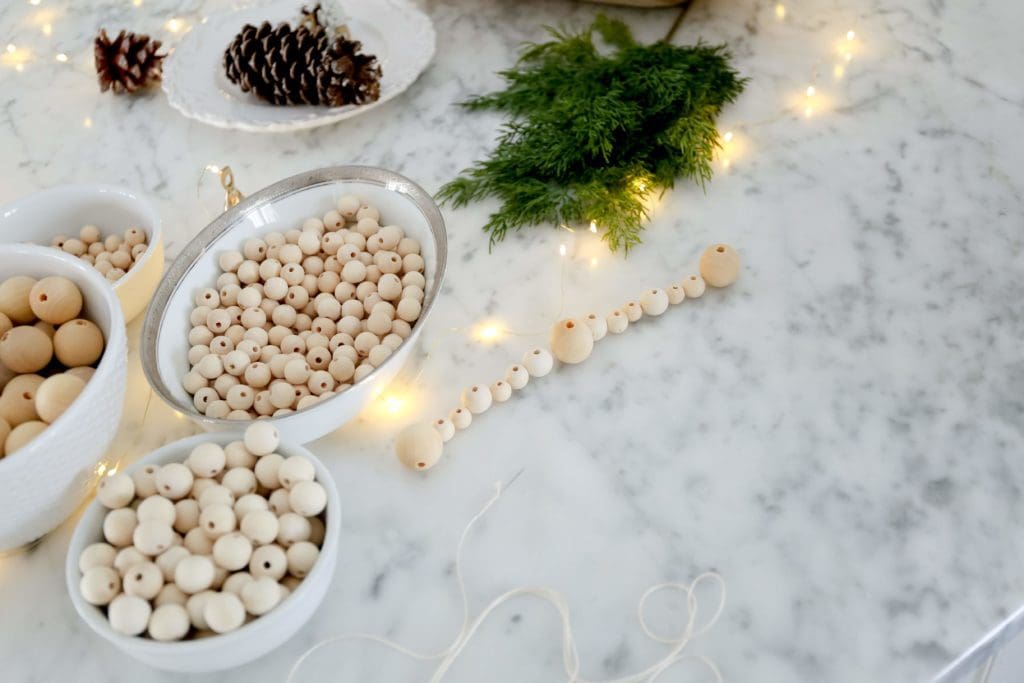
[83, 116, 92, 128]
[723, 131, 734, 143]
[133, 0, 142, 5]
[774, 4, 785, 18]
[558, 243, 567, 257]
[382, 395, 404, 415]
[845, 52, 852, 62]
[55, 52, 68, 62]
[15, 64, 23, 72]
[94, 462, 108, 477]
[833, 64, 844, 79]
[5, 44, 15, 54]
[806, 85, 816, 97]
[804, 106, 813, 118]
[165, 18, 187, 33]
[846, 30, 855, 41]
[722, 159, 731, 168]
[29, 0, 42, 5]
[588, 220, 597, 234]
[590, 257, 598, 268]
[205, 164, 222, 174]
[42, 23, 52, 36]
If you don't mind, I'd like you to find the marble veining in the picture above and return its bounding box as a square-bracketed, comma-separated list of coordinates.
[1, 0, 1023, 681]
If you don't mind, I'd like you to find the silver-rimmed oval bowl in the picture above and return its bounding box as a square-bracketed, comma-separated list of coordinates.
[140, 166, 447, 444]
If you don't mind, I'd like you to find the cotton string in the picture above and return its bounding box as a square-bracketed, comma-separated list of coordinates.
[287, 481, 726, 682]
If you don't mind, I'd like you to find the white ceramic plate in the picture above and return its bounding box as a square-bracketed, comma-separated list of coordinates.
[163, 0, 435, 132]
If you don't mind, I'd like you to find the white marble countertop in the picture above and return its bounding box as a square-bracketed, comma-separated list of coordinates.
[2, 0, 1023, 681]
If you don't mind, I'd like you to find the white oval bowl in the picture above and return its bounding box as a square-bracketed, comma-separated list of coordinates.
[65, 432, 341, 673]
[141, 166, 447, 444]
[0, 184, 165, 322]
[0, 244, 127, 551]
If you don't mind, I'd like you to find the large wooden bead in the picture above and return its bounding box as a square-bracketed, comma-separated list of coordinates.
[395, 421, 443, 470]
[0, 325, 53, 373]
[0, 276, 37, 324]
[29, 276, 83, 324]
[54, 319, 105, 367]
[699, 244, 740, 287]
[5, 420, 46, 453]
[549, 319, 594, 364]
[35, 373, 86, 423]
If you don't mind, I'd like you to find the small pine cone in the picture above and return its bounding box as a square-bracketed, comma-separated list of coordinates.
[94, 29, 165, 94]
[224, 21, 329, 106]
[319, 37, 382, 107]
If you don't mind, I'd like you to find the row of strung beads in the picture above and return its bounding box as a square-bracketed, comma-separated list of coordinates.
[394, 244, 741, 470]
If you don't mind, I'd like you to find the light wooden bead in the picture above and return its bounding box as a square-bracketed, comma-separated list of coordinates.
[33, 372, 84, 424]
[156, 462, 194, 500]
[522, 347, 554, 377]
[286, 541, 319, 578]
[155, 546, 191, 582]
[0, 276, 37, 323]
[583, 313, 607, 341]
[148, 603, 190, 642]
[204, 591, 246, 634]
[402, 285, 425, 303]
[549, 318, 594, 364]
[81, 566, 120, 606]
[79, 542, 117, 573]
[433, 417, 455, 442]
[222, 467, 257, 497]
[607, 309, 628, 334]
[623, 301, 643, 322]
[667, 283, 686, 305]
[125, 227, 147, 247]
[222, 571, 254, 597]
[97, 471, 135, 508]
[5, 420, 46, 453]
[289, 480, 327, 516]
[137, 495, 175, 525]
[123, 560, 165, 599]
[132, 463, 160, 498]
[108, 594, 152, 636]
[234, 493, 269, 520]
[639, 288, 669, 316]
[449, 407, 472, 430]
[195, 354, 223, 380]
[244, 421, 279, 455]
[337, 194, 360, 218]
[682, 274, 706, 298]
[461, 384, 492, 414]
[54, 318, 104, 367]
[0, 325, 53, 373]
[154, 582, 189, 608]
[341, 259, 366, 284]
[395, 421, 443, 470]
[103, 507, 138, 547]
[396, 298, 421, 323]
[188, 325, 214, 347]
[213, 532, 253, 571]
[240, 509, 279, 545]
[113, 546, 147, 575]
[323, 210, 344, 230]
[699, 244, 740, 287]
[241, 576, 281, 616]
[249, 544, 288, 583]
[0, 373, 43, 426]
[490, 380, 512, 403]
[505, 364, 529, 390]
[276, 512, 312, 547]
[133, 520, 174, 556]
[29, 276, 83, 324]
[175, 554, 216, 594]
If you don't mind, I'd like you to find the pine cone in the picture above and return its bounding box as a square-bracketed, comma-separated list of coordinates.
[223, 15, 381, 108]
[94, 29, 165, 94]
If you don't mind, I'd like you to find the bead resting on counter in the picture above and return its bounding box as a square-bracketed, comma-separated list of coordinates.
[698, 244, 741, 288]
[549, 319, 594, 364]
[395, 421, 444, 470]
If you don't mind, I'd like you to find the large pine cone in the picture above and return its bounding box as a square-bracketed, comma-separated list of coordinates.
[223, 19, 382, 108]
[94, 29, 165, 94]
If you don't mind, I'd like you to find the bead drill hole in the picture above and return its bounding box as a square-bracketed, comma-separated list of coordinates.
[716, 245, 725, 252]
[565, 321, 574, 329]
[38, 294, 47, 301]
[417, 462, 425, 468]
[263, 561, 271, 569]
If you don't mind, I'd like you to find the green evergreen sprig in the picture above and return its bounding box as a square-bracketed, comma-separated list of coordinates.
[437, 14, 746, 253]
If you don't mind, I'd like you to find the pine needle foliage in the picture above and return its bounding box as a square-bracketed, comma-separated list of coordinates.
[437, 15, 746, 253]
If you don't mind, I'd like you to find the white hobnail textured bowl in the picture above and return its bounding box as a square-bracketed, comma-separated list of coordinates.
[141, 166, 447, 445]
[0, 184, 165, 322]
[0, 244, 128, 551]
[65, 433, 341, 673]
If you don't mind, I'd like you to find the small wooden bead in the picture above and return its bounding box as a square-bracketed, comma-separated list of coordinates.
[234, 493, 269, 520]
[103, 507, 138, 547]
[449, 407, 472, 430]
[137, 495, 175, 524]
[155, 463, 194, 500]
[183, 527, 212, 555]
[133, 520, 174, 556]
[175, 554, 216, 594]
[667, 284, 686, 305]
[154, 582, 189, 608]
[607, 310, 628, 334]
[276, 512, 312, 547]
[434, 417, 455, 442]
[109, 595, 152, 635]
[53, 318, 104, 367]
[268, 488, 291, 515]
[148, 603, 190, 641]
[623, 301, 643, 322]
[35, 373, 85, 423]
[155, 546, 191, 582]
[198, 483, 234, 510]
[187, 442, 227, 478]
[0, 276, 37, 324]
[699, 244, 740, 287]
[213, 532, 253, 571]
[195, 288, 220, 308]
[222, 571, 253, 597]
[255, 452, 285, 489]
[79, 542, 117, 573]
[81, 566, 121, 606]
[583, 313, 607, 341]
[461, 384, 493, 414]
[96, 472, 135, 508]
[289, 480, 327, 516]
[241, 509, 279, 545]
[639, 288, 669, 316]
[219, 250, 244, 273]
[522, 347, 554, 377]
[29, 276, 83, 324]
[241, 576, 281, 616]
[222, 467, 257, 497]
[682, 274, 706, 298]
[490, 380, 512, 402]
[203, 591, 246, 634]
[244, 421, 279, 455]
[396, 298, 421, 323]
[114, 546, 147, 576]
[337, 194, 360, 218]
[5, 420, 46, 453]
[123, 560, 164, 599]
[367, 344, 392, 367]
[249, 543, 288, 580]
[0, 325, 53, 373]
[173, 499, 200, 534]
[286, 541, 319, 578]
[395, 421, 443, 470]
[505, 364, 529, 390]
[188, 325, 214, 347]
[125, 227, 147, 247]
[549, 318, 594, 364]
[132, 463, 159, 497]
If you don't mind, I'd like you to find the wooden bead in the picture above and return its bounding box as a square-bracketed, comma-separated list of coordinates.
[699, 244, 740, 287]
[0, 276, 37, 324]
[0, 312, 11, 338]
[203, 592, 246, 634]
[286, 541, 319, 578]
[35, 373, 86, 423]
[522, 347, 554, 377]
[277, 512, 312, 546]
[249, 543, 288, 581]
[96, 471, 135, 508]
[109, 594, 152, 635]
[606, 310, 628, 334]
[81, 566, 121, 606]
[244, 421, 279, 456]
[682, 274, 706, 298]
[289, 480, 327, 516]
[505, 364, 529, 390]
[639, 288, 669, 316]
[549, 318, 594, 364]
[138, 495, 175, 525]
[433, 417, 455, 442]
[240, 509, 279, 545]
[241, 576, 281, 616]
[78, 542, 117, 573]
[103, 507, 138, 547]
[583, 313, 607, 341]
[0, 325, 53, 373]
[0, 373, 43, 426]
[461, 384, 493, 414]
[213, 532, 253, 571]
[53, 318, 104, 367]
[148, 603, 190, 642]
[5, 420, 46, 454]
[449, 406, 472, 430]
[155, 462, 194, 500]
[29, 276, 83, 324]
[175, 554, 216, 594]
[667, 283, 686, 305]
[623, 301, 643, 322]
[395, 421, 443, 470]
[490, 380, 512, 402]
[123, 559, 164, 599]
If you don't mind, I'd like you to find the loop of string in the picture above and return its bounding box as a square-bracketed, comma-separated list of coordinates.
[288, 481, 725, 683]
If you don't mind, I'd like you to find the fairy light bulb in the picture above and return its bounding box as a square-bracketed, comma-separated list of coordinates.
[559, 243, 567, 257]
[42, 23, 52, 36]
[774, 4, 785, 19]
[806, 85, 816, 97]
[723, 131, 734, 143]
[165, 18, 186, 33]
[588, 220, 597, 234]
[383, 395, 404, 414]
[83, 116, 92, 128]
[55, 52, 67, 62]
[6, 44, 15, 54]
[846, 30, 855, 40]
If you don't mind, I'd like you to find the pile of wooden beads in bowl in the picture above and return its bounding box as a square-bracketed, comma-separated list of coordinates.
[76, 422, 328, 641]
[51, 225, 149, 283]
[394, 244, 741, 470]
[182, 194, 426, 420]
[0, 275, 106, 457]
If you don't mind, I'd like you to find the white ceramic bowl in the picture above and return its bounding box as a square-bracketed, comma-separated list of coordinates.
[0, 244, 127, 551]
[141, 166, 447, 444]
[65, 433, 341, 673]
[0, 184, 165, 322]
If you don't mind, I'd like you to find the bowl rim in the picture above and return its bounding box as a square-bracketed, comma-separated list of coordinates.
[140, 165, 447, 428]
[0, 243, 127, 475]
[65, 432, 341, 656]
[0, 183, 165, 291]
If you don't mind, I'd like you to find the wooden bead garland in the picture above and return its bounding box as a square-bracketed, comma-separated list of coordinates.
[393, 244, 741, 471]
[78, 422, 328, 641]
[182, 196, 426, 420]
